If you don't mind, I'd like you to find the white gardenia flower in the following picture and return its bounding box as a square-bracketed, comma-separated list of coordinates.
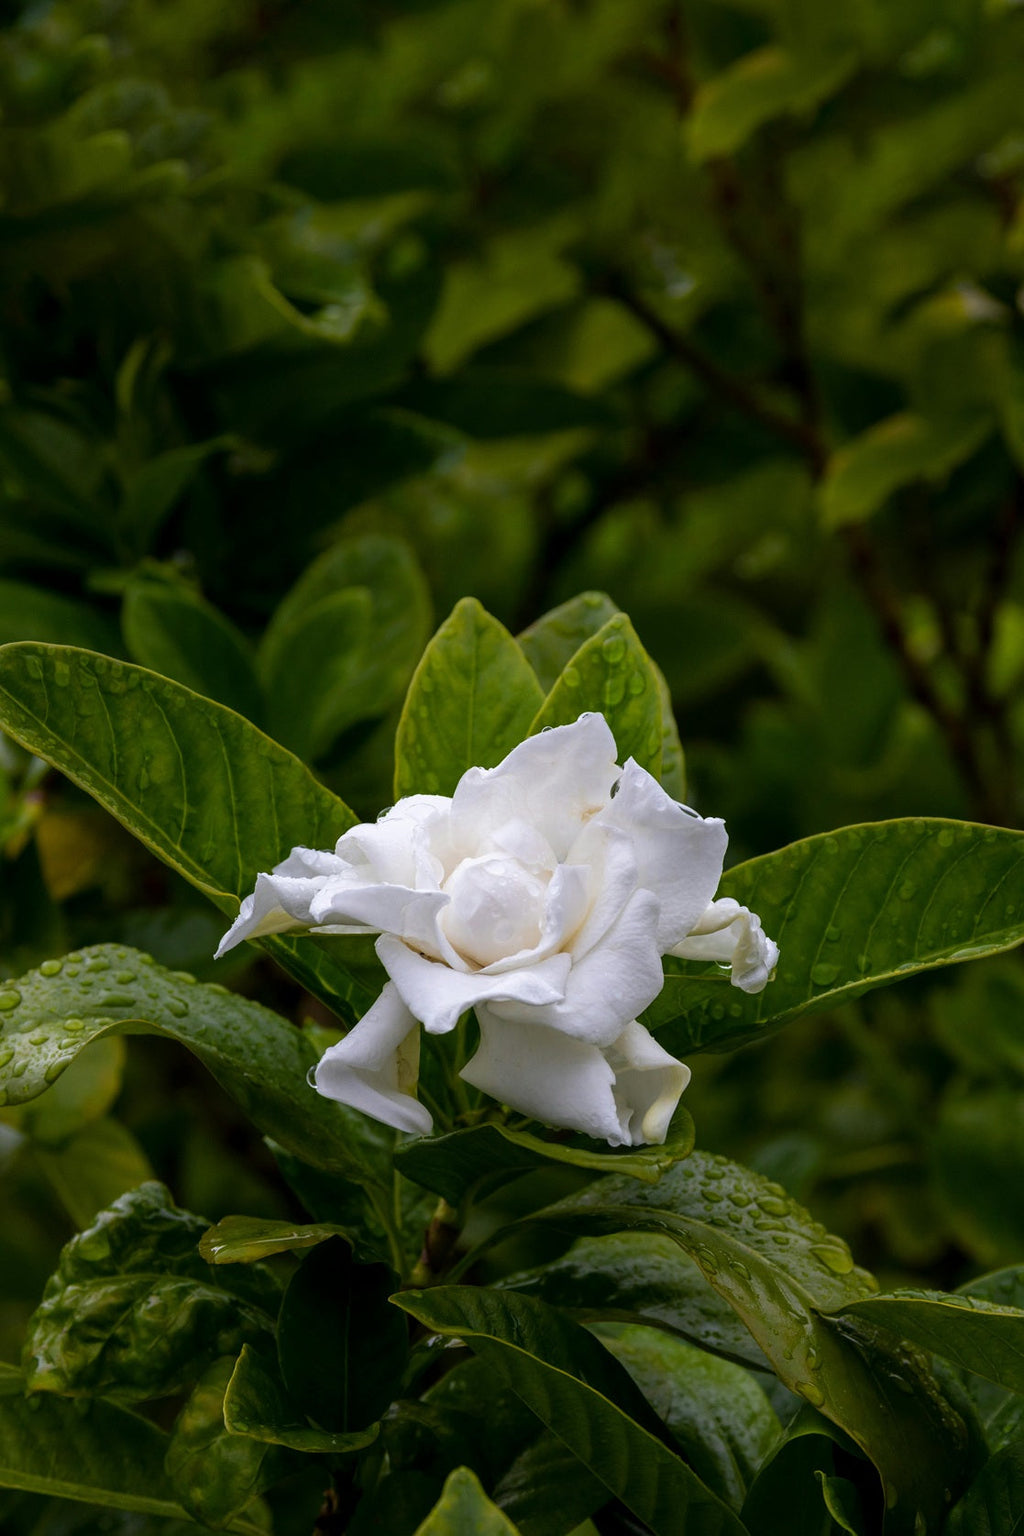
[216, 714, 778, 1147]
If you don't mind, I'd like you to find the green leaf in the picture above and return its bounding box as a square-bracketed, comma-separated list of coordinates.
[518, 594, 684, 797]
[820, 412, 991, 528]
[932, 1090, 1024, 1265]
[395, 1111, 694, 1206]
[277, 1236, 408, 1433]
[259, 587, 373, 760]
[838, 1288, 1024, 1396]
[529, 1151, 966, 1534]
[120, 440, 229, 554]
[529, 614, 663, 779]
[506, 1231, 771, 1372]
[166, 1357, 295, 1529]
[815, 1472, 864, 1536]
[122, 583, 264, 723]
[647, 819, 1024, 1057]
[952, 1269, 1024, 1453]
[490, 1432, 606, 1536]
[22, 1182, 279, 1402]
[199, 1215, 359, 1265]
[0, 642, 372, 1022]
[260, 532, 431, 761]
[394, 1288, 747, 1536]
[33, 1117, 155, 1230]
[947, 1440, 1024, 1536]
[597, 1325, 779, 1511]
[414, 1467, 523, 1536]
[740, 1408, 858, 1536]
[0, 1363, 192, 1518]
[688, 46, 857, 161]
[4, 1037, 125, 1146]
[223, 1344, 380, 1455]
[0, 944, 385, 1184]
[0, 580, 119, 653]
[394, 598, 544, 798]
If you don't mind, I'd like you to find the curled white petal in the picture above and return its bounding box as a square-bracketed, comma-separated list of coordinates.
[214, 847, 350, 957]
[671, 897, 779, 994]
[378, 933, 572, 1035]
[313, 982, 432, 1137]
[462, 1008, 689, 1147]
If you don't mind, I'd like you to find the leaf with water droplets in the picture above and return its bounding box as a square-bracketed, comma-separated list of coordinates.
[514, 1151, 966, 1535]
[648, 819, 1024, 1055]
[394, 597, 544, 798]
[528, 612, 663, 778]
[838, 1286, 1024, 1397]
[0, 641, 372, 1024]
[393, 1288, 748, 1536]
[0, 943, 390, 1186]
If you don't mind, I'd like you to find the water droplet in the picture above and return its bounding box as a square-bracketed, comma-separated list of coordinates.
[114, 971, 136, 986]
[811, 1244, 854, 1275]
[562, 667, 581, 689]
[166, 998, 189, 1018]
[703, 1190, 724, 1204]
[38, 960, 62, 977]
[602, 636, 626, 665]
[898, 882, 916, 901]
[799, 1381, 825, 1407]
[65, 966, 80, 978]
[419, 673, 434, 695]
[728, 1259, 750, 1280]
[604, 676, 626, 707]
[0, 991, 21, 1011]
[711, 1004, 725, 1020]
[824, 837, 839, 854]
[98, 993, 136, 1010]
[810, 962, 839, 987]
[29, 1032, 47, 1047]
[627, 672, 646, 696]
[62, 1018, 85, 1033]
[728, 1003, 743, 1018]
[85, 957, 110, 973]
[729, 1190, 752, 1207]
[44, 1061, 64, 1083]
[758, 1196, 789, 1217]
[0, 1047, 12, 1067]
[938, 828, 955, 848]
[826, 925, 841, 942]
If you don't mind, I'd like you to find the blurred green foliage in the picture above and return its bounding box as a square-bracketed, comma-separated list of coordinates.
[4, 0, 1024, 1529]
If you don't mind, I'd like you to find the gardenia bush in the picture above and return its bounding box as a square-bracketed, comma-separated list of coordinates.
[0, 595, 1023, 1535]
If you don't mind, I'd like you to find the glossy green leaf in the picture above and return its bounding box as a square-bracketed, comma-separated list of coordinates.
[647, 819, 1024, 1057]
[394, 1288, 748, 1536]
[395, 1110, 694, 1206]
[3, 1037, 125, 1146]
[166, 1357, 295, 1529]
[22, 1183, 279, 1402]
[740, 1408, 858, 1536]
[518, 593, 684, 797]
[122, 583, 263, 723]
[394, 598, 544, 798]
[199, 1215, 358, 1265]
[816, 1472, 864, 1536]
[505, 1231, 770, 1372]
[952, 1269, 1024, 1453]
[839, 1288, 1024, 1396]
[529, 613, 662, 779]
[0, 944, 385, 1184]
[530, 1152, 966, 1534]
[688, 46, 857, 161]
[597, 1324, 779, 1511]
[414, 1467, 523, 1536]
[0, 642, 372, 1022]
[947, 1440, 1024, 1536]
[223, 1344, 380, 1455]
[0, 1361, 193, 1519]
[490, 1431, 606, 1536]
[277, 1237, 407, 1433]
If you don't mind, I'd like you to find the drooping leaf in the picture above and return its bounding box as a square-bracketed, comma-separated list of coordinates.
[165, 1357, 297, 1529]
[394, 1288, 748, 1536]
[0, 642, 372, 1022]
[121, 583, 264, 724]
[413, 1467, 524, 1536]
[394, 598, 544, 798]
[277, 1237, 408, 1433]
[223, 1344, 380, 1455]
[527, 1152, 966, 1534]
[740, 1407, 863, 1536]
[647, 820, 1024, 1056]
[839, 1288, 1024, 1396]
[395, 1110, 694, 1206]
[0, 1361, 196, 1520]
[0, 944, 386, 1184]
[21, 1183, 279, 1402]
[529, 613, 663, 779]
[199, 1215, 359, 1265]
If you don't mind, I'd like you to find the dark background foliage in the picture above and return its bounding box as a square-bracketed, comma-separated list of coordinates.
[3, 2, 1024, 1524]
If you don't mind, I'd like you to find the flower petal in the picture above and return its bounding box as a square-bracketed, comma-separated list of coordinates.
[214, 848, 348, 957]
[605, 1020, 690, 1145]
[489, 887, 663, 1047]
[671, 898, 779, 994]
[378, 933, 571, 1035]
[462, 1007, 630, 1144]
[335, 795, 450, 888]
[309, 880, 460, 965]
[450, 714, 619, 862]
[592, 759, 728, 950]
[313, 982, 432, 1137]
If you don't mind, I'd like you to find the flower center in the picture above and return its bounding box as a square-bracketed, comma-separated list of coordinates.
[442, 854, 550, 967]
